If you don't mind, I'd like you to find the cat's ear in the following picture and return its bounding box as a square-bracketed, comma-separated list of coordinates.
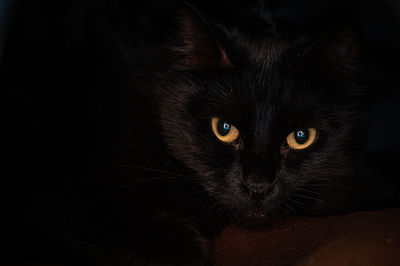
[303, 28, 360, 62]
[172, 5, 231, 68]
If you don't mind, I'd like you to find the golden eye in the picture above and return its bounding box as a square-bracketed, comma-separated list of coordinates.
[211, 117, 239, 143]
[286, 128, 317, 150]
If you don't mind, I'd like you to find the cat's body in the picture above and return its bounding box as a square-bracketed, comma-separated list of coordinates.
[2, 2, 397, 265]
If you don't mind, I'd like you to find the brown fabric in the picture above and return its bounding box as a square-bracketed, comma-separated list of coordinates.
[213, 208, 400, 266]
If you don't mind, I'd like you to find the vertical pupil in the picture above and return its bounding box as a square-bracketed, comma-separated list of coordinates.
[217, 120, 231, 136]
[295, 129, 309, 144]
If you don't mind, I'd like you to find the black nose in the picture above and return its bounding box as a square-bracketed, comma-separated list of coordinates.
[242, 182, 273, 203]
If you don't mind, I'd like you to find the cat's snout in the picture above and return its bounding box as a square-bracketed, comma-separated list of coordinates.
[241, 181, 274, 204]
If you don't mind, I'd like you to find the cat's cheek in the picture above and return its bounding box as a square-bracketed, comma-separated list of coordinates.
[206, 165, 251, 210]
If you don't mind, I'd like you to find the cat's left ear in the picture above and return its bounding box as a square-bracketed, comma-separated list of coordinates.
[172, 4, 231, 68]
[303, 28, 360, 62]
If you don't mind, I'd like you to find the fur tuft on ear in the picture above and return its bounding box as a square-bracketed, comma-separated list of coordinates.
[329, 29, 360, 60]
[302, 28, 360, 63]
[172, 5, 231, 68]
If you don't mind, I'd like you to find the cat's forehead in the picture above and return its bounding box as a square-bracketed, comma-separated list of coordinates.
[258, 41, 290, 65]
[239, 38, 293, 67]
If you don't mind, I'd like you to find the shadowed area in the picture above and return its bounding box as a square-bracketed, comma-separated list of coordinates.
[5, 209, 400, 265]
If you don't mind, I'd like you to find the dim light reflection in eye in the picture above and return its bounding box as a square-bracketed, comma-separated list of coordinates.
[211, 117, 239, 143]
[286, 128, 317, 150]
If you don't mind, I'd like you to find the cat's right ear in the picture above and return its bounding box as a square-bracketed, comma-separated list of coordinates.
[171, 4, 231, 69]
[302, 28, 360, 63]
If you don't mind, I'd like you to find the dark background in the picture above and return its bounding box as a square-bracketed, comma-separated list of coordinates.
[2, 0, 399, 159]
[1, 0, 400, 263]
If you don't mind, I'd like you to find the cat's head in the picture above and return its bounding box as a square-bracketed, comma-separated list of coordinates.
[157, 8, 367, 225]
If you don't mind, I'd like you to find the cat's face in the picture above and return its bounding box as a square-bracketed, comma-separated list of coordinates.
[158, 10, 367, 225]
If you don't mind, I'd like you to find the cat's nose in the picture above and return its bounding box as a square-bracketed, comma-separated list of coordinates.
[241, 182, 273, 203]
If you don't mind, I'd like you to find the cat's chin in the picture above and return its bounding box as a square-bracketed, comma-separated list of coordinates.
[236, 209, 275, 228]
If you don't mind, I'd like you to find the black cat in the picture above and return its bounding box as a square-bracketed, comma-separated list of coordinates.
[77, 8, 377, 265]
[2, 2, 395, 266]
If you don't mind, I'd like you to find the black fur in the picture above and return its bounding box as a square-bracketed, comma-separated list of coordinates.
[2, 2, 397, 265]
